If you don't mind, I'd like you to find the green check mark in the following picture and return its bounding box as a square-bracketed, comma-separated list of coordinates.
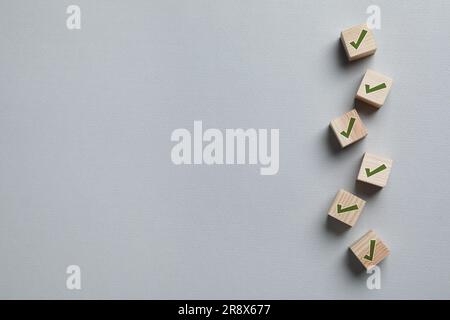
[364, 239, 377, 261]
[365, 164, 387, 177]
[337, 204, 359, 214]
[340, 117, 356, 138]
[365, 83, 386, 94]
[350, 29, 368, 49]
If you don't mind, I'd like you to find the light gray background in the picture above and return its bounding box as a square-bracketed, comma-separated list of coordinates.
[1, 0, 449, 299]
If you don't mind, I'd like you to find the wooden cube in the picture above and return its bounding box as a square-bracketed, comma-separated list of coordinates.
[328, 189, 366, 227]
[356, 69, 393, 108]
[330, 109, 367, 148]
[350, 230, 390, 269]
[340, 24, 377, 61]
[357, 152, 393, 188]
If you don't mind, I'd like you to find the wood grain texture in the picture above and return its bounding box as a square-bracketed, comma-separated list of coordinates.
[340, 23, 377, 61]
[357, 152, 393, 188]
[350, 230, 390, 270]
[328, 189, 366, 227]
[356, 69, 393, 108]
[330, 109, 367, 148]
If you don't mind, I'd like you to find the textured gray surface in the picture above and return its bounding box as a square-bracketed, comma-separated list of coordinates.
[1, 0, 450, 299]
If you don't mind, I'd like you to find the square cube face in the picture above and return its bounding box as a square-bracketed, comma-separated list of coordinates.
[356, 69, 393, 108]
[328, 189, 366, 227]
[340, 24, 377, 61]
[357, 153, 393, 188]
[350, 230, 390, 270]
[330, 109, 367, 148]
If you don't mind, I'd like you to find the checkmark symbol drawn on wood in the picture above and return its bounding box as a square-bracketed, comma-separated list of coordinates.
[365, 164, 387, 177]
[336, 204, 359, 214]
[350, 29, 368, 49]
[340, 117, 356, 138]
[364, 239, 377, 261]
[365, 83, 386, 93]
